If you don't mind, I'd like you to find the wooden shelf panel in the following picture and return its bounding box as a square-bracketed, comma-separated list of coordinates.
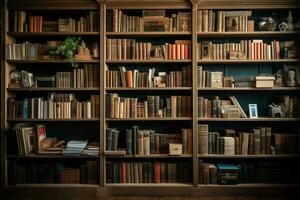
[7, 118, 100, 122]
[197, 118, 300, 122]
[7, 87, 100, 91]
[197, 59, 300, 64]
[6, 60, 100, 64]
[105, 154, 192, 158]
[106, 117, 192, 121]
[106, 32, 191, 37]
[106, 183, 192, 187]
[197, 31, 300, 38]
[7, 155, 100, 159]
[6, 184, 99, 188]
[7, 32, 100, 38]
[198, 154, 299, 159]
[197, 87, 300, 91]
[106, 59, 192, 64]
[106, 87, 192, 91]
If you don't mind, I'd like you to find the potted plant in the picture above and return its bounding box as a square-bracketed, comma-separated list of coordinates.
[49, 36, 81, 68]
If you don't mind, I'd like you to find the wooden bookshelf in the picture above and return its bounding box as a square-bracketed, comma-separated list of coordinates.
[1, 0, 300, 198]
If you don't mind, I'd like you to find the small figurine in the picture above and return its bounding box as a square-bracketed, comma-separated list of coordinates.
[268, 103, 285, 118]
[286, 11, 294, 31]
[274, 70, 283, 87]
[75, 40, 92, 61]
[286, 69, 296, 87]
[278, 21, 288, 31]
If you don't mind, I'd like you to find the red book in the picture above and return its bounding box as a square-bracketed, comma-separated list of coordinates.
[154, 162, 161, 183]
[172, 44, 176, 60]
[176, 44, 181, 60]
[126, 70, 133, 88]
[180, 44, 185, 59]
[121, 162, 126, 183]
[168, 44, 172, 60]
[275, 41, 280, 59]
[29, 16, 34, 32]
[185, 44, 189, 59]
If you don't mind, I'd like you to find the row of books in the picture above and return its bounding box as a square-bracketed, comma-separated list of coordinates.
[6, 42, 39, 60]
[198, 161, 298, 184]
[106, 39, 191, 60]
[198, 96, 246, 119]
[9, 161, 99, 184]
[107, 9, 190, 32]
[106, 127, 192, 155]
[281, 95, 299, 118]
[55, 64, 99, 88]
[106, 161, 192, 183]
[197, 67, 224, 88]
[106, 66, 192, 88]
[197, 40, 295, 60]
[106, 94, 192, 119]
[7, 94, 100, 119]
[197, 10, 253, 32]
[11, 10, 99, 32]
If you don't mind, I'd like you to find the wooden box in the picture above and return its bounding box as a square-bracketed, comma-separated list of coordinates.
[169, 143, 182, 155]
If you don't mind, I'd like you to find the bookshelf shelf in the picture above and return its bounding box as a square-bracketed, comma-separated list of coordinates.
[7, 32, 100, 38]
[106, 59, 192, 64]
[197, 87, 300, 91]
[197, 59, 300, 64]
[106, 183, 192, 187]
[105, 154, 193, 158]
[7, 155, 100, 159]
[197, 154, 300, 159]
[6, 60, 100, 64]
[197, 31, 300, 38]
[196, 183, 299, 188]
[7, 87, 100, 92]
[106, 32, 192, 38]
[106, 117, 192, 121]
[197, 118, 300, 122]
[6, 118, 100, 122]
[106, 87, 192, 91]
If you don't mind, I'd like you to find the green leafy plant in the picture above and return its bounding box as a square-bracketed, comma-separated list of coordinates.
[50, 37, 81, 68]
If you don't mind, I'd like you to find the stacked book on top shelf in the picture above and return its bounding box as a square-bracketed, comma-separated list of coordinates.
[107, 9, 191, 32]
[12, 10, 99, 32]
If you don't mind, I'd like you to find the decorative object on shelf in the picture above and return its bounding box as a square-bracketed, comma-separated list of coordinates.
[278, 21, 288, 31]
[283, 65, 300, 86]
[91, 43, 99, 59]
[9, 70, 22, 88]
[169, 143, 182, 155]
[258, 17, 277, 31]
[21, 70, 34, 88]
[274, 70, 283, 87]
[255, 74, 275, 88]
[75, 40, 92, 61]
[49, 37, 81, 68]
[225, 17, 238, 32]
[248, 104, 258, 118]
[286, 11, 294, 31]
[268, 103, 284, 118]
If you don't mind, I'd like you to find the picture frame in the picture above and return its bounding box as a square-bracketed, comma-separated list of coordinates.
[201, 41, 212, 60]
[283, 65, 300, 86]
[248, 104, 258, 118]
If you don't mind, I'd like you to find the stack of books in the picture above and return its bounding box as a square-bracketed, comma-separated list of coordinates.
[62, 140, 88, 156]
[217, 164, 239, 185]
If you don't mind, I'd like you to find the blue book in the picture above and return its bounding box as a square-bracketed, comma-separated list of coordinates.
[23, 99, 29, 119]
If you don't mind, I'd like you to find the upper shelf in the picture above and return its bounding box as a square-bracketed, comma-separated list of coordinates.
[197, 59, 300, 64]
[106, 32, 192, 38]
[6, 60, 100, 64]
[7, 32, 100, 38]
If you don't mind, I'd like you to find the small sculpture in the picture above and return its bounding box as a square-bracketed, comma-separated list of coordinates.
[286, 11, 294, 31]
[286, 69, 296, 87]
[258, 17, 277, 31]
[274, 70, 283, 87]
[268, 103, 285, 118]
[75, 41, 92, 61]
[278, 21, 288, 31]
